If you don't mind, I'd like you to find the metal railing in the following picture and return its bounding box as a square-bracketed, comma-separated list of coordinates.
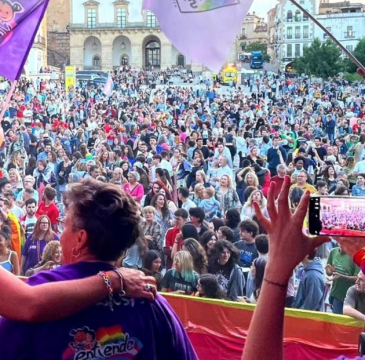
[344, 31, 355, 38]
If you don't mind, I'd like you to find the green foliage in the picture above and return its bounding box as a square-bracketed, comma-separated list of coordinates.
[293, 38, 343, 79]
[346, 38, 365, 73]
[344, 72, 363, 82]
[245, 42, 271, 62]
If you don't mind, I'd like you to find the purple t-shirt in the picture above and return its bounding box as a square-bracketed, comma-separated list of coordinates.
[0, 261, 199, 360]
[21, 234, 60, 274]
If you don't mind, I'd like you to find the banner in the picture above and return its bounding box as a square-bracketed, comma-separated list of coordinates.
[0, 0, 50, 80]
[163, 294, 362, 360]
[65, 66, 76, 93]
[142, 0, 254, 72]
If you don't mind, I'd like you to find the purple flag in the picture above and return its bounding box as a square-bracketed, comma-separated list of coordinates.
[0, 0, 50, 81]
[142, 0, 254, 72]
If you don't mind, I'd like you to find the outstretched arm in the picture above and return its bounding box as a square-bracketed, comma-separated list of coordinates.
[0, 267, 156, 322]
[242, 177, 328, 360]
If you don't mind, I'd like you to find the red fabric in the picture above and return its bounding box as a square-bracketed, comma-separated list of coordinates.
[36, 202, 59, 225]
[261, 171, 271, 198]
[165, 226, 181, 248]
[270, 176, 285, 199]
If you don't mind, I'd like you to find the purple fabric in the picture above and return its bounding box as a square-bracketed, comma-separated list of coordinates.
[0, 0, 50, 80]
[143, 0, 254, 72]
[0, 261, 199, 360]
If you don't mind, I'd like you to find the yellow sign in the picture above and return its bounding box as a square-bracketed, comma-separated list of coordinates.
[65, 66, 76, 92]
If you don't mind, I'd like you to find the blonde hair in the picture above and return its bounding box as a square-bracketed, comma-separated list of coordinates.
[244, 171, 259, 187]
[173, 250, 195, 282]
[204, 187, 215, 198]
[195, 170, 207, 183]
[194, 183, 205, 199]
[42, 241, 61, 262]
[246, 190, 267, 208]
[220, 174, 232, 188]
[143, 206, 155, 214]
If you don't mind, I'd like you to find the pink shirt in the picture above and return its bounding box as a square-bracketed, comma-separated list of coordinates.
[123, 183, 144, 203]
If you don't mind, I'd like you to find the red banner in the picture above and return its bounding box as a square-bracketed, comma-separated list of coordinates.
[163, 294, 362, 360]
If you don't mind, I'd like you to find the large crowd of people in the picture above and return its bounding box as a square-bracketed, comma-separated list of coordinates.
[1, 66, 365, 358]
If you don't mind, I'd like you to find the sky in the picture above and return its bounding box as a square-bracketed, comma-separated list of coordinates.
[129, 0, 279, 21]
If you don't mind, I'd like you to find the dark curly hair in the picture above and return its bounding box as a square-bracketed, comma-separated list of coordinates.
[208, 240, 239, 270]
[63, 179, 141, 261]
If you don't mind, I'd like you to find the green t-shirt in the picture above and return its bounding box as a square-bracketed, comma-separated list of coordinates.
[327, 248, 359, 300]
[160, 269, 199, 295]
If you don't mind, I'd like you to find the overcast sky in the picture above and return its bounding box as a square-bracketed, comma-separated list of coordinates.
[129, 0, 279, 21]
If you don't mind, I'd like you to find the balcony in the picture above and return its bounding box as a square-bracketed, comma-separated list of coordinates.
[33, 35, 46, 50]
[344, 31, 355, 38]
[239, 35, 247, 40]
[69, 21, 159, 31]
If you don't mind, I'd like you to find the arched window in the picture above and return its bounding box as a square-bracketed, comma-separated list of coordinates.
[295, 10, 301, 21]
[121, 55, 129, 66]
[303, 10, 309, 21]
[287, 10, 292, 22]
[93, 56, 101, 67]
[177, 54, 185, 67]
[145, 41, 161, 67]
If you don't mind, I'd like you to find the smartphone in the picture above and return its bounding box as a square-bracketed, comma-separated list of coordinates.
[309, 196, 365, 237]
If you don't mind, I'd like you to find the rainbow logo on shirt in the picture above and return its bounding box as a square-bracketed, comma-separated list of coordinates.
[62, 325, 143, 360]
[175, 0, 240, 13]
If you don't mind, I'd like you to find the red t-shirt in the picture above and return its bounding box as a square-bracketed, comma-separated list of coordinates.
[165, 226, 182, 249]
[36, 202, 59, 226]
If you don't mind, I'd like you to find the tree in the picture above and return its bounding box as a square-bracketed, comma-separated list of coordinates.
[345, 38, 365, 73]
[294, 38, 343, 79]
[245, 41, 271, 62]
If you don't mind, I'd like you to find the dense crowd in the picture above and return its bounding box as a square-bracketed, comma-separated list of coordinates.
[1, 66, 365, 315]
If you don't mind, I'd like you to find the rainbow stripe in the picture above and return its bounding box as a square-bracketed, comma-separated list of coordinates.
[96, 325, 125, 345]
[198, 0, 240, 11]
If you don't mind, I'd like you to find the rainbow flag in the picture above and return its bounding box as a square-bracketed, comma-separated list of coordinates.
[143, 0, 254, 72]
[0, 0, 50, 81]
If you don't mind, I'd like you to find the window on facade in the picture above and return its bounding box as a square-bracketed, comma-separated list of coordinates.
[295, 26, 300, 39]
[303, 10, 309, 21]
[146, 11, 157, 27]
[117, 8, 127, 28]
[287, 27, 292, 39]
[299, 0, 304, 3]
[295, 44, 301, 57]
[295, 10, 301, 21]
[303, 25, 309, 38]
[87, 8, 96, 29]
[93, 56, 100, 67]
[347, 26, 353, 36]
[287, 11, 292, 22]
[346, 45, 353, 52]
[242, 27, 246, 37]
[287, 44, 292, 57]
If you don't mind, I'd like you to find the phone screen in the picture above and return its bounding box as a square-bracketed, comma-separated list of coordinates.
[309, 196, 365, 237]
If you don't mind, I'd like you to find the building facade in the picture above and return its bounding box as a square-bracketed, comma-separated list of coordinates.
[25, 19, 48, 75]
[67, 0, 199, 71]
[269, 0, 319, 70]
[268, 0, 365, 70]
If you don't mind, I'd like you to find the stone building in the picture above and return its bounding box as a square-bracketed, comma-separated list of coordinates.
[46, 0, 71, 69]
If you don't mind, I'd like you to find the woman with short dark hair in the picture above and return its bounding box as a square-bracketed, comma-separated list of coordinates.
[0, 180, 198, 360]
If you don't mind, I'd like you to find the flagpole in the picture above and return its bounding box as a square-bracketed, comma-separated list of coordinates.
[0, 80, 17, 123]
[288, 0, 365, 73]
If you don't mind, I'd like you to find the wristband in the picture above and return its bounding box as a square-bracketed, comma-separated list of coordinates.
[98, 271, 114, 311]
[263, 277, 288, 289]
[112, 269, 126, 297]
[353, 248, 365, 272]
